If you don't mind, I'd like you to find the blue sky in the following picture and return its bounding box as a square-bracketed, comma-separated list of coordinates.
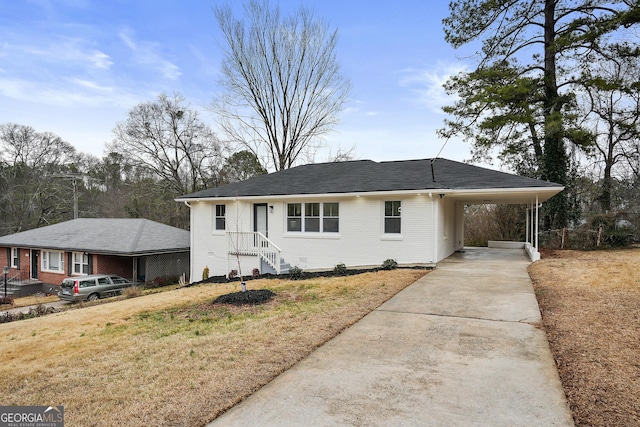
[0, 0, 480, 167]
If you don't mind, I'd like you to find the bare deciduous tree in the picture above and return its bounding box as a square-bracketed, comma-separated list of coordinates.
[109, 93, 225, 196]
[213, 0, 351, 171]
[580, 46, 640, 212]
[0, 123, 77, 233]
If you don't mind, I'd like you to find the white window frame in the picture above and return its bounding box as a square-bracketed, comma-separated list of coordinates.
[322, 202, 340, 233]
[286, 203, 303, 232]
[10, 247, 19, 268]
[72, 252, 89, 275]
[384, 200, 402, 235]
[41, 250, 64, 273]
[305, 202, 320, 232]
[286, 202, 339, 233]
[214, 204, 226, 231]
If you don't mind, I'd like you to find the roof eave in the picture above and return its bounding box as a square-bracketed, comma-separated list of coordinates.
[177, 186, 564, 203]
[446, 186, 565, 204]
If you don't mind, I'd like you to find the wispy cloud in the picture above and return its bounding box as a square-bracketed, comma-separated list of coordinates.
[0, 30, 126, 107]
[70, 78, 113, 92]
[0, 75, 138, 108]
[343, 100, 380, 117]
[118, 28, 182, 80]
[399, 62, 468, 112]
[11, 36, 113, 71]
[89, 50, 112, 69]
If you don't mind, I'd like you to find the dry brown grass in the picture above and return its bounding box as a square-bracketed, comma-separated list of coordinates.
[0, 293, 59, 309]
[0, 269, 426, 427]
[529, 248, 640, 427]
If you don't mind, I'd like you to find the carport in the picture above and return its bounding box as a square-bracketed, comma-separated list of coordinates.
[444, 186, 563, 261]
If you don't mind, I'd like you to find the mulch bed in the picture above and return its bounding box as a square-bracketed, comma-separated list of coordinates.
[212, 289, 276, 306]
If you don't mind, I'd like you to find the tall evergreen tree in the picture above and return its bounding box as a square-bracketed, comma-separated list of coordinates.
[441, 0, 639, 228]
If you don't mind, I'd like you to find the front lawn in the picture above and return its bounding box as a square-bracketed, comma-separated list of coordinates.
[0, 269, 426, 427]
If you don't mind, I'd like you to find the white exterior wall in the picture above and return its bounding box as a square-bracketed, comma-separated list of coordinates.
[272, 195, 434, 271]
[435, 197, 458, 262]
[454, 202, 465, 250]
[188, 194, 459, 279]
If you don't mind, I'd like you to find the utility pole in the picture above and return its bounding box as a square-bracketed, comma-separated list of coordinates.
[50, 173, 83, 219]
[72, 176, 78, 219]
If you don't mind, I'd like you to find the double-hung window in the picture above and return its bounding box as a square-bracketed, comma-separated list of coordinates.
[287, 203, 302, 232]
[42, 250, 64, 272]
[215, 204, 226, 231]
[287, 202, 339, 233]
[73, 252, 89, 274]
[384, 201, 401, 234]
[323, 203, 339, 232]
[305, 203, 320, 232]
[11, 248, 19, 269]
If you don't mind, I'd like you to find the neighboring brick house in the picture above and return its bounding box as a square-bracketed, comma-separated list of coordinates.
[0, 218, 190, 296]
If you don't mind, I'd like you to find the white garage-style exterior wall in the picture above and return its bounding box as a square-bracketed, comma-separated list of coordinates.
[178, 158, 563, 280]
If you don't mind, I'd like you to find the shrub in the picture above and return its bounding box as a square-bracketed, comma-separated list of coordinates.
[229, 269, 238, 279]
[288, 266, 303, 280]
[333, 263, 347, 276]
[605, 228, 634, 247]
[122, 286, 141, 299]
[144, 276, 180, 289]
[252, 268, 260, 278]
[382, 259, 398, 270]
[0, 296, 14, 306]
[202, 266, 210, 281]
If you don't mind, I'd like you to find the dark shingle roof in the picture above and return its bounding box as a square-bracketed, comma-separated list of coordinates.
[0, 218, 190, 255]
[178, 158, 562, 199]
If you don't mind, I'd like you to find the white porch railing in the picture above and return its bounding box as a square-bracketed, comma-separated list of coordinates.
[227, 231, 282, 275]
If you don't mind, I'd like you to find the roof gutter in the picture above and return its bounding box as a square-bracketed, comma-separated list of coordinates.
[175, 189, 453, 203]
[174, 185, 564, 203]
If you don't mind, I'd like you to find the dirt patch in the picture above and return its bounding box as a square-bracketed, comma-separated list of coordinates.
[529, 248, 640, 427]
[212, 289, 276, 306]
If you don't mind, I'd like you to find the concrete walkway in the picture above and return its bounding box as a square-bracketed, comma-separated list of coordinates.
[0, 300, 70, 317]
[207, 247, 574, 426]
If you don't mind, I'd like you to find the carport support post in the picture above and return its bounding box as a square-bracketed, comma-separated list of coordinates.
[3, 266, 8, 298]
[536, 194, 540, 252]
[132, 257, 138, 285]
[526, 205, 530, 245]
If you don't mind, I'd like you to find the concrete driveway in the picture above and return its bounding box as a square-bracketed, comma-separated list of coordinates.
[207, 247, 574, 426]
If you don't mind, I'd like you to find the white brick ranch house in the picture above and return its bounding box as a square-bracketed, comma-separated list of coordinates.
[176, 158, 563, 279]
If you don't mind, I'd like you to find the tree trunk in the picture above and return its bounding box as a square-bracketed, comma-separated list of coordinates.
[599, 129, 615, 212]
[542, 0, 569, 228]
